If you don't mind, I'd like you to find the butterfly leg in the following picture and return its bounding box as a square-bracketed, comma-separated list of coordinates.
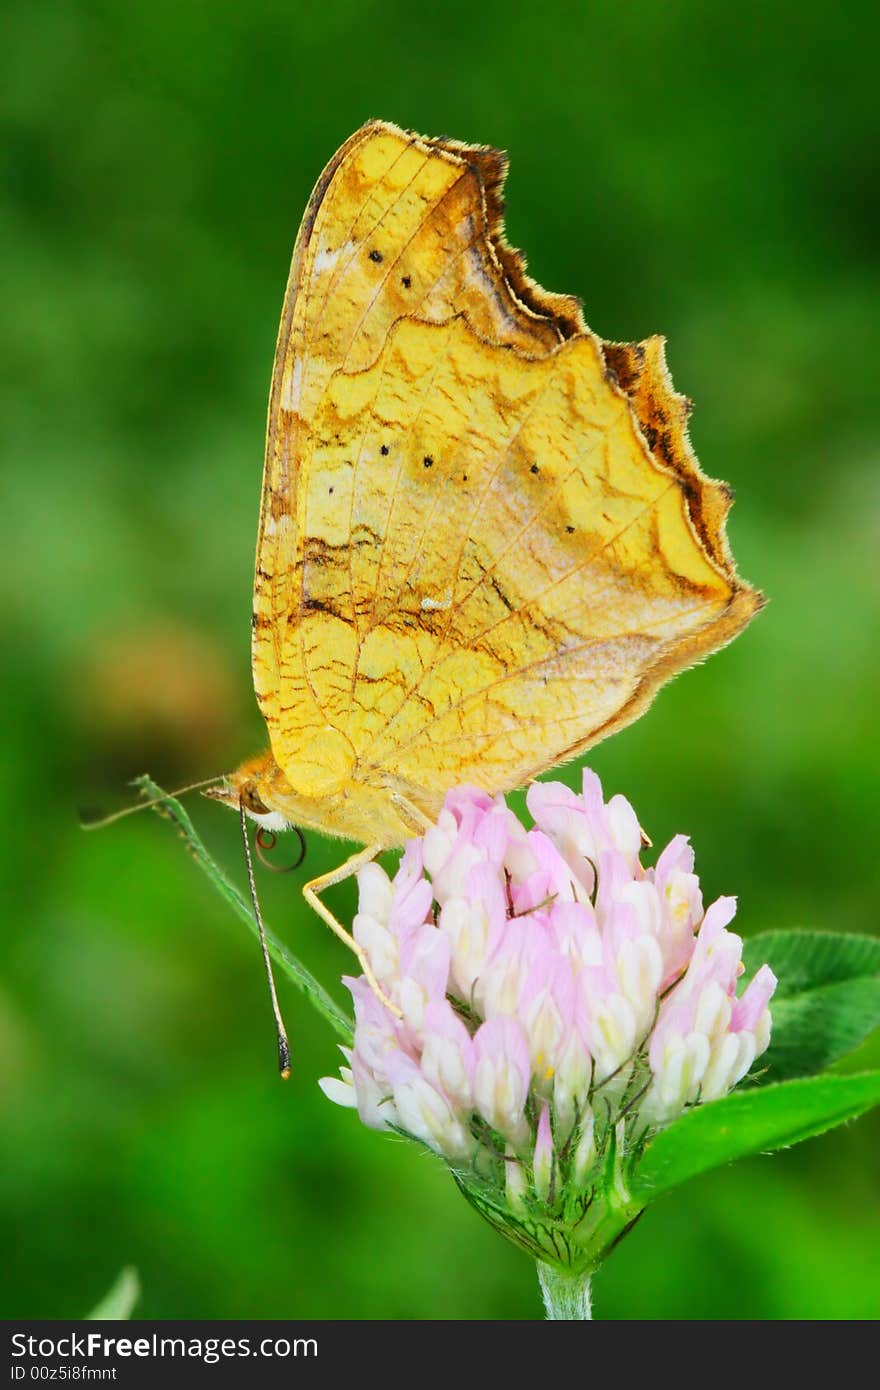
[302, 845, 402, 1018]
[390, 792, 434, 834]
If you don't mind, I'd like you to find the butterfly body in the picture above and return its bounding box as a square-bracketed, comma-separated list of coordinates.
[215, 748, 434, 847]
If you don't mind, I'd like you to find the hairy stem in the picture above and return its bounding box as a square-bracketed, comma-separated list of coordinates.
[537, 1262, 593, 1320]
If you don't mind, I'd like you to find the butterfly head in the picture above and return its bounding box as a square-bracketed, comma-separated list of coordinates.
[202, 750, 292, 832]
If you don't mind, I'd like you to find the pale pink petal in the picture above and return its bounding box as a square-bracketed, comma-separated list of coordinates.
[731, 964, 778, 1033]
[605, 793, 643, 863]
[318, 1074, 358, 1108]
[654, 833, 695, 882]
[396, 923, 452, 1037]
[350, 1052, 398, 1131]
[345, 975, 408, 1074]
[385, 1051, 473, 1159]
[389, 873, 434, 935]
[438, 862, 507, 1000]
[519, 956, 576, 1086]
[479, 916, 546, 1018]
[527, 780, 599, 893]
[472, 1016, 531, 1145]
[421, 999, 474, 1109]
[533, 1102, 554, 1199]
[549, 899, 603, 972]
[473, 803, 515, 865]
[356, 861, 394, 924]
[422, 807, 460, 880]
[352, 911, 398, 985]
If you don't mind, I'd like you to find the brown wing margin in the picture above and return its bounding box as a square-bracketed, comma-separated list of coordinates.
[405, 125, 587, 343]
[425, 121, 761, 595]
[428, 118, 763, 603]
[602, 335, 758, 580]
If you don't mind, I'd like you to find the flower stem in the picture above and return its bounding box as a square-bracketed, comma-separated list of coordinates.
[537, 1262, 593, 1320]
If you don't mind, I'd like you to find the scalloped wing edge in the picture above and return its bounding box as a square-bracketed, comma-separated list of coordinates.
[354, 120, 762, 615]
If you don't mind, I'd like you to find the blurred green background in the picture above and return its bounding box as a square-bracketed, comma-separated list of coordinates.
[2, 0, 878, 1320]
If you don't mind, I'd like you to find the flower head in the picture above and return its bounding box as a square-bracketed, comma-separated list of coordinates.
[320, 771, 776, 1269]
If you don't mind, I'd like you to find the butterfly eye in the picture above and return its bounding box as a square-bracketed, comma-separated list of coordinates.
[243, 785, 271, 816]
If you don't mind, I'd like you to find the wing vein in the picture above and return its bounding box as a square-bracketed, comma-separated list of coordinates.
[359, 476, 684, 773]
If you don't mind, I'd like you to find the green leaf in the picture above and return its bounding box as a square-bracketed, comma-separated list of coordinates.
[136, 776, 354, 1045]
[743, 930, 880, 1080]
[631, 1071, 880, 1204]
[760, 980, 880, 1081]
[85, 1267, 140, 1320]
[743, 929, 880, 997]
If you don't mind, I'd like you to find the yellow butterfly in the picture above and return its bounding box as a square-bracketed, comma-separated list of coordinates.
[207, 120, 761, 1000]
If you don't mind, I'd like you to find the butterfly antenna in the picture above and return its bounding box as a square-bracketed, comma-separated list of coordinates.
[239, 796, 292, 1080]
[79, 776, 224, 829]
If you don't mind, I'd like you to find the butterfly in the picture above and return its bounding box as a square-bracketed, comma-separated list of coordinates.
[206, 119, 761, 1002]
